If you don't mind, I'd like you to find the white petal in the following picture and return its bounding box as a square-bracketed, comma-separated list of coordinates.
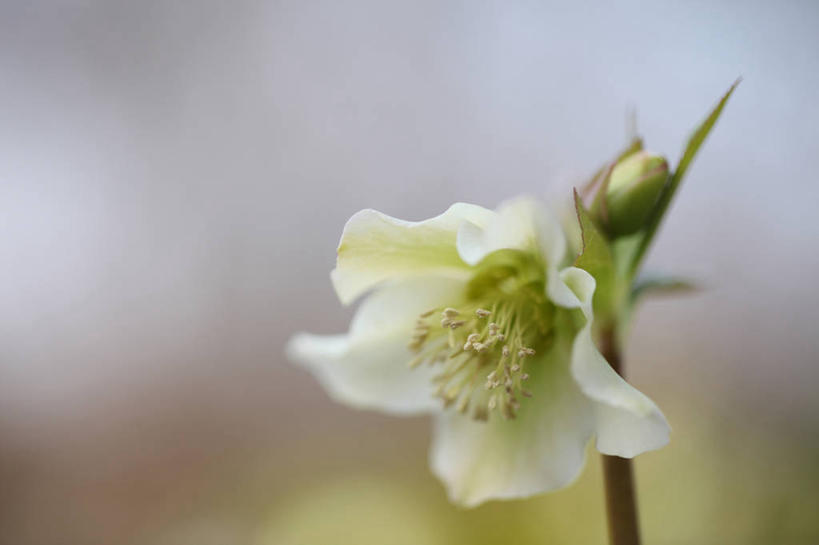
[531, 199, 568, 267]
[429, 338, 595, 507]
[571, 326, 670, 456]
[287, 276, 466, 415]
[546, 271, 586, 308]
[288, 332, 440, 415]
[452, 220, 487, 267]
[331, 203, 495, 305]
[531, 207, 587, 309]
[560, 266, 671, 457]
[549, 265, 595, 308]
[456, 197, 565, 266]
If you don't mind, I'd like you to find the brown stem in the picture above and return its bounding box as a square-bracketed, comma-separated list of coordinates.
[599, 327, 642, 545]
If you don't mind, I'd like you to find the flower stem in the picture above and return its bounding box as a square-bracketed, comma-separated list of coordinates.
[600, 326, 641, 545]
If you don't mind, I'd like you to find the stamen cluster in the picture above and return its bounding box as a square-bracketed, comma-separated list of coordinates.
[408, 302, 540, 421]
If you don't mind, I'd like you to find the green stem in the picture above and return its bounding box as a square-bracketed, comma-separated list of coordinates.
[600, 326, 641, 545]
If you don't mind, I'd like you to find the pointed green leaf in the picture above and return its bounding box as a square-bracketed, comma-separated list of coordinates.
[628, 79, 740, 275]
[573, 189, 615, 316]
[673, 79, 740, 187]
[631, 273, 699, 304]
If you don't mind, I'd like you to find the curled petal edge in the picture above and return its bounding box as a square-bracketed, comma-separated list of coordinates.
[332, 203, 495, 305]
[560, 267, 671, 457]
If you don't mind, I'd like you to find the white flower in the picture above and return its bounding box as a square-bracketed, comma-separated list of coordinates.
[287, 197, 669, 507]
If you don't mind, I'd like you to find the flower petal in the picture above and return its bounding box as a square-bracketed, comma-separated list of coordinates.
[288, 332, 440, 415]
[456, 197, 580, 313]
[561, 267, 671, 457]
[429, 336, 595, 507]
[571, 326, 670, 456]
[287, 275, 467, 415]
[331, 204, 495, 305]
[456, 197, 566, 267]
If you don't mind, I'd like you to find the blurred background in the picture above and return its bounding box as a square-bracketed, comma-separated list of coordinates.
[1, 1, 818, 544]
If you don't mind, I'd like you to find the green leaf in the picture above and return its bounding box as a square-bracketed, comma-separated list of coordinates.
[674, 80, 740, 186]
[631, 274, 698, 304]
[628, 79, 740, 276]
[573, 189, 616, 317]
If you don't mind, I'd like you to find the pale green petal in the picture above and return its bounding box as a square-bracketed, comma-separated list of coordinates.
[287, 276, 466, 415]
[429, 336, 594, 507]
[456, 197, 565, 266]
[331, 203, 495, 305]
[561, 267, 671, 457]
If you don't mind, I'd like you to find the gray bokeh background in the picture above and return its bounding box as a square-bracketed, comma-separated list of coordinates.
[1, 1, 817, 544]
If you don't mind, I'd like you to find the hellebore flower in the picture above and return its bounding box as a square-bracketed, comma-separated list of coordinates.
[287, 197, 669, 507]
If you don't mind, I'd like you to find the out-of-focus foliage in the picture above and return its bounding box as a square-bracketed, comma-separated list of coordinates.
[255, 395, 819, 545]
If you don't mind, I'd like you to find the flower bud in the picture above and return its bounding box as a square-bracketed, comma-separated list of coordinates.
[604, 150, 669, 236]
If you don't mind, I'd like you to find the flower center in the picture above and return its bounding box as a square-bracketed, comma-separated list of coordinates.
[407, 251, 555, 421]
